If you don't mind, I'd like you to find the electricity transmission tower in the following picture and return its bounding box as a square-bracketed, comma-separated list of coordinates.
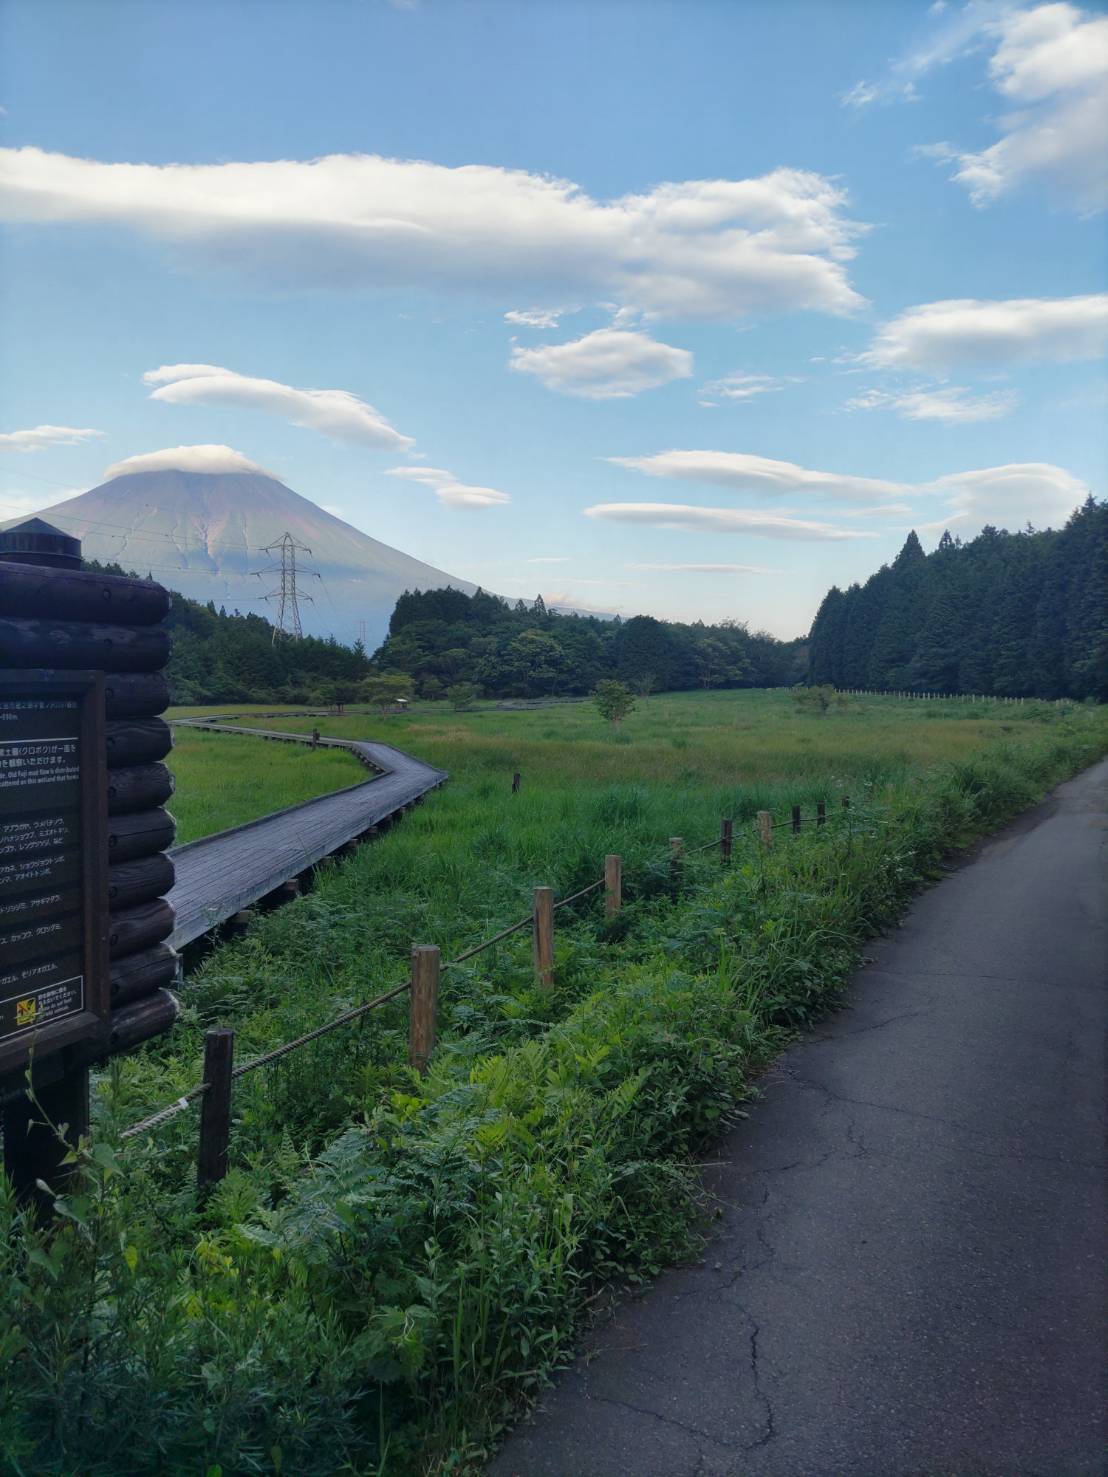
[251, 533, 318, 641]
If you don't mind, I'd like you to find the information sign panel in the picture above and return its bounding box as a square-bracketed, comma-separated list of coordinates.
[0, 670, 108, 1075]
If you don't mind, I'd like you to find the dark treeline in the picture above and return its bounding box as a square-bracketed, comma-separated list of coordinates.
[808, 497, 1108, 700]
[85, 561, 371, 703]
[372, 587, 806, 697]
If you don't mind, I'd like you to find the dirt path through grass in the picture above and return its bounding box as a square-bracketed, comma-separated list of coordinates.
[490, 757, 1108, 1477]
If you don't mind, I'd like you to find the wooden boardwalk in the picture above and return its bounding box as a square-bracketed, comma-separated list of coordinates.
[166, 721, 448, 948]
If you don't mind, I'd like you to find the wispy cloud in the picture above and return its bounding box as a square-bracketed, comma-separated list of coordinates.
[839, 0, 1006, 108]
[608, 449, 907, 503]
[922, 3, 1108, 211]
[143, 364, 414, 452]
[384, 464, 510, 509]
[0, 149, 867, 319]
[697, 372, 799, 407]
[845, 0, 1010, 108]
[0, 424, 104, 452]
[628, 561, 779, 574]
[603, 451, 1089, 541]
[510, 328, 694, 398]
[505, 308, 564, 329]
[846, 384, 1018, 423]
[585, 503, 875, 541]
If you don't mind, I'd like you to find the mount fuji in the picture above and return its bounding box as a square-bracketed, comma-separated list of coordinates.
[19, 446, 481, 647]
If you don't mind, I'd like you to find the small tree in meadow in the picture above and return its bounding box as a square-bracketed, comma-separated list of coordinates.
[447, 682, 480, 711]
[793, 684, 840, 716]
[318, 679, 361, 713]
[361, 673, 413, 716]
[594, 679, 636, 725]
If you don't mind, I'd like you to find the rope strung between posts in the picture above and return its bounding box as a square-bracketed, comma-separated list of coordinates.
[119, 792, 867, 1141]
[553, 878, 605, 910]
[231, 979, 412, 1078]
[121, 1084, 209, 1139]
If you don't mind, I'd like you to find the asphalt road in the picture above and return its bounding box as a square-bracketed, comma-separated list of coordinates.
[489, 758, 1108, 1477]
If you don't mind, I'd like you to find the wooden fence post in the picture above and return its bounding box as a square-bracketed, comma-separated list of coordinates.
[511, 771, 521, 794]
[604, 854, 622, 918]
[408, 944, 440, 1075]
[817, 801, 826, 828]
[533, 887, 554, 987]
[720, 817, 733, 863]
[669, 836, 684, 894]
[842, 795, 851, 810]
[757, 811, 773, 848]
[197, 1028, 234, 1197]
[791, 804, 802, 835]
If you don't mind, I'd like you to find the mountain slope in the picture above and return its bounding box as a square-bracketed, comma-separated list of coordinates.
[23, 466, 478, 645]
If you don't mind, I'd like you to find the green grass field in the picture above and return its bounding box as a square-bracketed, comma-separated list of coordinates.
[166, 724, 367, 844]
[212, 686, 1073, 794]
[7, 690, 1106, 1476]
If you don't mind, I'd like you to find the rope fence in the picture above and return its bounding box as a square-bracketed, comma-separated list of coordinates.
[120, 790, 867, 1193]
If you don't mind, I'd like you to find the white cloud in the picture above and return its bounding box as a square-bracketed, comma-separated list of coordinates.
[435, 483, 512, 509]
[505, 308, 563, 328]
[384, 463, 510, 509]
[143, 363, 413, 452]
[510, 328, 694, 398]
[923, 3, 1108, 210]
[988, 3, 1108, 101]
[628, 561, 778, 574]
[604, 449, 1088, 541]
[0, 424, 104, 452]
[859, 293, 1108, 370]
[585, 503, 875, 541]
[608, 449, 906, 503]
[928, 460, 1089, 527]
[846, 384, 1018, 423]
[840, 0, 1006, 108]
[382, 465, 455, 487]
[103, 444, 272, 479]
[698, 372, 796, 407]
[0, 149, 867, 320]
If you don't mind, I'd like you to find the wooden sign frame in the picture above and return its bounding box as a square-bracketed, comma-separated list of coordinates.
[0, 669, 109, 1077]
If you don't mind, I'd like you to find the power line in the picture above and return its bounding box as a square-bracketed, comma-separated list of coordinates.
[0, 497, 190, 546]
[251, 532, 319, 642]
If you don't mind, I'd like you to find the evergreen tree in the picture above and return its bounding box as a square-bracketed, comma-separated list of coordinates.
[804, 504, 1107, 699]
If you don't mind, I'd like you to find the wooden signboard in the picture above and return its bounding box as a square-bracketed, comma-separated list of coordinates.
[0, 669, 109, 1076]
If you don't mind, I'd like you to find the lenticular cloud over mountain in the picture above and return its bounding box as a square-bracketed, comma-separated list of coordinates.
[102, 444, 272, 479]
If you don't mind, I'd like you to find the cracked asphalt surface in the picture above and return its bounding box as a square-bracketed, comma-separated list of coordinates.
[488, 758, 1108, 1477]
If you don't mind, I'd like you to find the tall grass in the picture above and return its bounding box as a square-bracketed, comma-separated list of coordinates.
[168, 727, 366, 844]
[2, 691, 1104, 1474]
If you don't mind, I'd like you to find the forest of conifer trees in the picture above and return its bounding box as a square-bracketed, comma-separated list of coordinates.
[807, 496, 1107, 700]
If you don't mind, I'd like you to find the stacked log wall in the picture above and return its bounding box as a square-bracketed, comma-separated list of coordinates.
[0, 565, 179, 1065]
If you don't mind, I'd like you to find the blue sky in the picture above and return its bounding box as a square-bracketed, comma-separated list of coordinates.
[1, 0, 1105, 638]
